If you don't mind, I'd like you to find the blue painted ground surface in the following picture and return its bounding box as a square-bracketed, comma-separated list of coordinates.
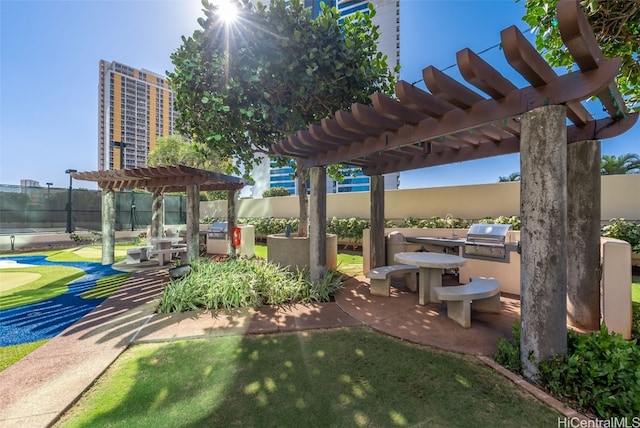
[0, 256, 122, 346]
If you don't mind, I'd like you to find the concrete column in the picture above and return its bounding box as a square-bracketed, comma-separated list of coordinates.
[227, 189, 238, 256]
[101, 188, 115, 265]
[520, 105, 568, 380]
[309, 166, 327, 281]
[186, 184, 200, 263]
[567, 140, 601, 330]
[370, 175, 385, 270]
[151, 191, 163, 238]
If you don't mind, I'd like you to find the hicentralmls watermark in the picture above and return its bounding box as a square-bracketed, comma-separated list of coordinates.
[558, 417, 640, 428]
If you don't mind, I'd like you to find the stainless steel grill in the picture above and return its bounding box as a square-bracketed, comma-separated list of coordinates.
[463, 223, 514, 263]
[208, 222, 228, 240]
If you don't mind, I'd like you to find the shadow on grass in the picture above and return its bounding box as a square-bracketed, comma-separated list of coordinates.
[57, 328, 561, 428]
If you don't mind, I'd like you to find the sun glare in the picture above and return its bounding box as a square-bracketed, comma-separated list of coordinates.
[217, 1, 238, 23]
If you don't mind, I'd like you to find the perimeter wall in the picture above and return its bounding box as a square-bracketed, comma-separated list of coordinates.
[201, 174, 640, 222]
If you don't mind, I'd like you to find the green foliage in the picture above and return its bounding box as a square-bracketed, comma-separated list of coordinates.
[168, 0, 396, 178]
[493, 320, 522, 373]
[478, 215, 521, 231]
[230, 217, 300, 236]
[520, 0, 640, 111]
[147, 135, 229, 172]
[262, 187, 291, 198]
[326, 217, 370, 246]
[0, 340, 49, 372]
[156, 257, 343, 313]
[498, 172, 521, 182]
[632, 301, 640, 342]
[537, 324, 640, 419]
[399, 216, 474, 229]
[202, 191, 228, 201]
[601, 218, 640, 253]
[169, 0, 397, 236]
[601, 153, 640, 175]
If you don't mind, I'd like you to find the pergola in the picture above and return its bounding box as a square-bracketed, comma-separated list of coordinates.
[71, 164, 247, 265]
[270, 0, 637, 377]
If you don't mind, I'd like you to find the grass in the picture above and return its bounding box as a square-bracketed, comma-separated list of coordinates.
[0, 247, 132, 371]
[0, 339, 49, 371]
[55, 327, 561, 428]
[0, 265, 85, 310]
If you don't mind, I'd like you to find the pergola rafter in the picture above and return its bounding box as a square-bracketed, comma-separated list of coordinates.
[269, 2, 637, 175]
[71, 164, 247, 266]
[269, 1, 638, 370]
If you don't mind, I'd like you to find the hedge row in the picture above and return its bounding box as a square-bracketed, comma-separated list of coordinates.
[200, 216, 639, 251]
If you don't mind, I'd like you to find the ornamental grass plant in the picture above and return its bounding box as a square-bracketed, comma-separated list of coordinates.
[156, 257, 343, 313]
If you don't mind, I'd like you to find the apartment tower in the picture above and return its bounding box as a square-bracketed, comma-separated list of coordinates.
[97, 60, 177, 171]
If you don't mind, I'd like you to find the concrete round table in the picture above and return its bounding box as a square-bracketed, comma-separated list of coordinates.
[394, 252, 467, 305]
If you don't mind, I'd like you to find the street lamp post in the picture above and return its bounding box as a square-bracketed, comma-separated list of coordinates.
[65, 169, 77, 233]
[46, 182, 53, 197]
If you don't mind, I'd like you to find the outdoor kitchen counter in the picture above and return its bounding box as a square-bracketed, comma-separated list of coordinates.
[394, 252, 467, 305]
[405, 236, 466, 248]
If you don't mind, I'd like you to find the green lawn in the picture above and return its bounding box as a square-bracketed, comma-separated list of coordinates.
[55, 327, 561, 428]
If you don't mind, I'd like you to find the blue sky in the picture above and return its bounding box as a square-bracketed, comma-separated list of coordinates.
[1, 0, 637, 191]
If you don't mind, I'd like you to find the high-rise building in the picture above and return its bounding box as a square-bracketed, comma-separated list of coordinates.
[98, 60, 177, 171]
[251, 0, 401, 197]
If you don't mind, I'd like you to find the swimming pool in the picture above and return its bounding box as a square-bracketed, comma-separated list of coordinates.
[0, 256, 125, 346]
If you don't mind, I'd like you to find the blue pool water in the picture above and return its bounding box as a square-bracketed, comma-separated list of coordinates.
[0, 256, 123, 346]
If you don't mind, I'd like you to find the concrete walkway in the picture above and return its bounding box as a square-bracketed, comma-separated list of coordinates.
[0, 268, 585, 427]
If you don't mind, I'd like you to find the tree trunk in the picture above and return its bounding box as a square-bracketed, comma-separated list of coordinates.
[296, 163, 308, 237]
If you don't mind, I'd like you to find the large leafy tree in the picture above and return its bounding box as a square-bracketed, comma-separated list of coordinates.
[600, 153, 640, 175]
[168, 0, 396, 235]
[520, 0, 639, 111]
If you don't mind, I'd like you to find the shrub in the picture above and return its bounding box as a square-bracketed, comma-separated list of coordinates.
[156, 257, 342, 313]
[601, 218, 640, 253]
[262, 187, 292, 197]
[493, 320, 522, 373]
[537, 324, 640, 419]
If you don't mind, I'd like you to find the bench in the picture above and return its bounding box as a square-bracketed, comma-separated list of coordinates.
[125, 246, 152, 264]
[433, 277, 501, 328]
[365, 264, 419, 296]
[149, 247, 187, 266]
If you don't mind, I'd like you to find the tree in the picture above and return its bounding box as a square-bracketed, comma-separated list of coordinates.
[600, 153, 640, 175]
[148, 135, 231, 200]
[520, 0, 639, 111]
[168, 0, 396, 235]
[498, 172, 521, 182]
[148, 135, 228, 171]
[263, 187, 292, 198]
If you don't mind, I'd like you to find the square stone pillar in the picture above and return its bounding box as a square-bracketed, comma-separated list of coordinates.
[227, 189, 238, 256]
[101, 188, 115, 265]
[186, 184, 200, 263]
[370, 175, 385, 270]
[309, 166, 327, 281]
[151, 191, 163, 239]
[567, 140, 601, 330]
[520, 105, 568, 379]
